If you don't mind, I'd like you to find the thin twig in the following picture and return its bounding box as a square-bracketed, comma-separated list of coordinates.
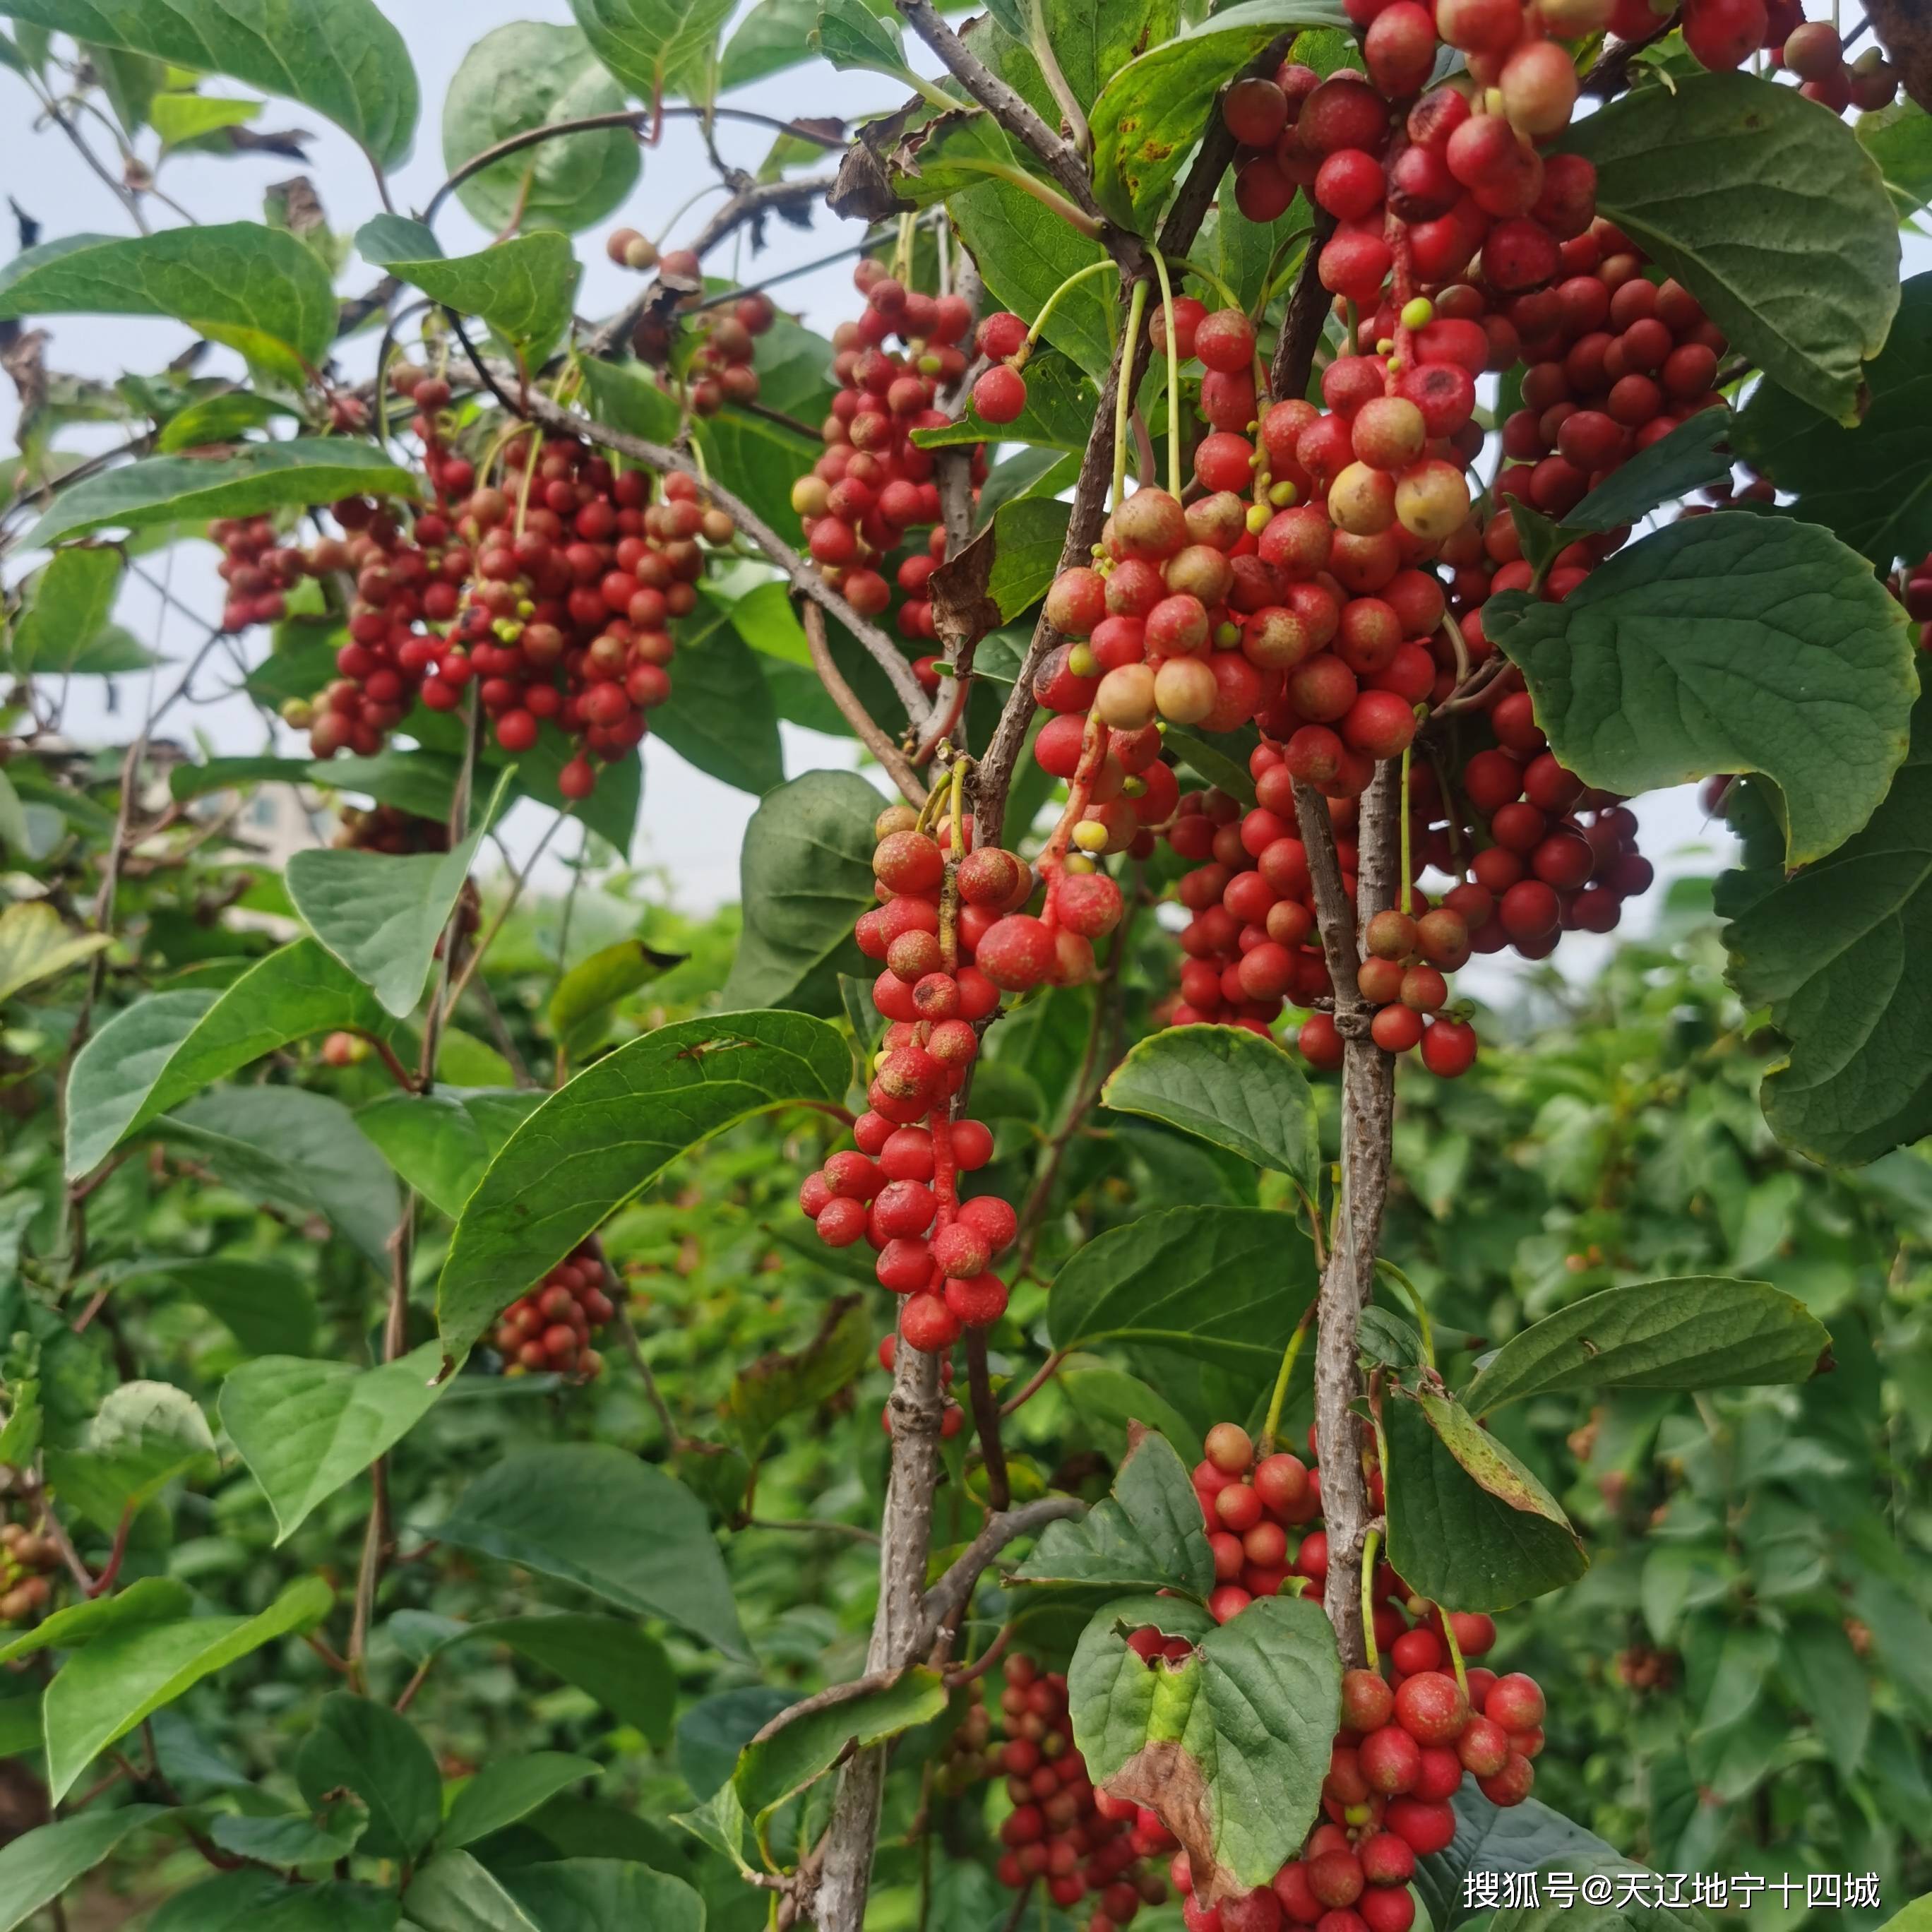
[802, 604, 929, 805]
[440, 804, 573, 1023]
[746, 1517, 883, 1546]
[918, 1496, 1085, 1649]
[1268, 214, 1336, 403]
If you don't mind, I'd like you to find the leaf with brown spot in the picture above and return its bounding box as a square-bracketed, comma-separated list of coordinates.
[928, 521, 1001, 652]
[1069, 1593, 1338, 1902]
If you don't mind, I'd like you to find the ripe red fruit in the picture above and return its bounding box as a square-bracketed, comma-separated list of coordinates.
[974, 364, 1029, 424]
[1393, 1671, 1469, 1746]
[1359, 1723, 1422, 1795]
[1307, 1850, 1364, 1909]
[1196, 309, 1258, 374]
[977, 915, 1056, 991]
[1340, 1668, 1395, 1733]
[1485, 1673, 1546, 1732]
[1385, 1797, 1457, 1856]
[900, 1292, 961, 1353]
[1420, 1019, 1478, 1078]
[1683, 0, 1768, 67]
[977, 311, 1028, 359]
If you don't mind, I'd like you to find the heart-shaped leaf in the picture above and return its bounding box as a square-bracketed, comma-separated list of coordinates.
[1015, 1426, 1213, 1599]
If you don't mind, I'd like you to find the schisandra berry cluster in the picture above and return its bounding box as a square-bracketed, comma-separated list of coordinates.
[0, 1521, 58, 1626]
[1679, 0, 1900, 105]
[604, 229, 781, 417]
[991, 1654, 1176, 1926]
[494, 1242, 615, 1381]
[792, 261, 982, 669]
[1135, 1423, 1542, 1932]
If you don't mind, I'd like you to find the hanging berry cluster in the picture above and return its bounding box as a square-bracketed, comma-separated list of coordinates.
[1141, 1423, 1542, 1932]
[791, 260, 982, 667]
[213, 515, 306, 633]
[494, 1243, 614, 1381]
[989, 1654, 1176, 1926]
[0, 1521, 58, 1626]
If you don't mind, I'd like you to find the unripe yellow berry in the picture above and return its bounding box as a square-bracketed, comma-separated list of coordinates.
[1072, 819, 1109, 854]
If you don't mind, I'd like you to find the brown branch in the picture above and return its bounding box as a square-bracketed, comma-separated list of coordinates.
[1268, 213, 1336, 404]
[1159, 34, 1300, 252]
[918, 1496, 1085, 1649]
[802, 604, 930, 806]
[514, 384, 935, 731]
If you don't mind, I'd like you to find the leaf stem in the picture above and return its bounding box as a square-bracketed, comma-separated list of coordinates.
[1373, 1257, 1435, 1367]
[943, 158, 1104, 239]
[1113, 278, 1148, 510]
[1260, 1292, 1320, 1453]
[1361, 1525, 1381, 1669]
[1150, 250, 1182, 501]
[1023, 258, 1118, 352]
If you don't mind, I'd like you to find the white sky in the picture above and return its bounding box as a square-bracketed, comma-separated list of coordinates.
[7, 0, 1893, 996]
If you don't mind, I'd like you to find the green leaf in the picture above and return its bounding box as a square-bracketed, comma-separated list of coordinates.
[406, 1853, 543, 1932]
[951, 174, 1114, 378]
[356, 220, 579, 366]
[1489, 512, 1916, 867]
[0, 902, 109, 1005]
[296, 1693, 442, 1861]
[1732, 270, 1932, 570]
[23, 441, 421, 550]
[131, 1256, 316, 1356]
[502, 1861, 706, 1932]
[437, 1009, 847, 1355]
[1383, 1390, 1586, 1613]
[434, 1443, 748, 1657]
[162, 1085, 402, 1272]
[66, 941, 407, 1179]
[1557, 71, 1899, 424]
[311, 749, 467, 820]
[355, 1088, 543, 1218]
[547, 941, 683, 1061]
[392, 1614, 675, 1744]
[570, 0, 739, 100]
[444, 1752, 600, 1848]
[1857, 100, 1932, 220]
[724, 1294, 872, 1457]
[1101, 1024, 1318, 1190]
[1068, 1593, 1339, 1898]
[914, 349, 1099, 453]
[691, 407, 818, 544]
[286, 772, 508, 1018]
[0, 225, 337, 381]
[220, 1342, 450, 1542]
[0, 1578, 192, 1669]
[4, 0, 417, 165]
[1161, 727, 1259, 806]
[8, 545, 120, 675]
[43, 1381, 216, 1530]
[734, 1667, 946, 1835]
[978, 448, 1083, 525]
[1033, 0, 1183, 111]
[1090, 0, 1347, 227]
[0, 1808, 172, 1932]
[44, 1576, 331, 1801]
[577, 354, 684, 445]
[1057, 1363, 1204, 1466]
[720, 773, 881, 1015]
[150, 90, 263, 148]
[655, 602, 786, 794]
[1722, 683, 1932, 1162]
[1462, 1277, 1832, 1415]
[1782, 1614, 1871, 1772]
[442, 24, 639, 235]
[811, 0, 911, 73]
[209, 1806, 366, 1867]
[156, 390, 294, 453]
[1887, 1898, 1932, 1932]
[1047, 1205, 1318, 1373]
[1015, 1425, 1211, 1598]
[986, 497, 1073, 621]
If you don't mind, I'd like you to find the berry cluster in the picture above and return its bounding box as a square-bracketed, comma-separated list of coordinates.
[1128, 1424, 1542, 1932]
[0, 1521, 57, 1626]
[796, 806, 1020, 1359]
[212, 515, 305, 634]
[1681, 0, 1900, 107]
[791, 260, 980, 655]
[991, 1654, 1175, 1926]
[606, 228, 782, 415]
[1897, 548, 1932, 651]
[328, 802, 451, 856]
[495, 1243, 614, 1380]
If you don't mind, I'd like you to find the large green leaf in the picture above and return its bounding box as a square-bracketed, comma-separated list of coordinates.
[1858, 100, 1932, 220]
[0, 225, 337, 381]
[44, 1576, 331, 1801]
[811, 0, 912, 74]
[354, 1088, 543, 1218]
[720, 773, 881, 1015]
[951, 174, 1114, 379]
[503, 1861, 706, 1932]
[1721, 684, 1932, 1162]
[547, 940, 682, 1061]
[0, 0, 417, 166]
[442, 24, 639, 235]
[1489, 513, 1916, 867]
[733, 1667, 946, 1835]
[691, 407, 818, 544]
[162, 1085, 402, 1272]
[1733, 270, 1932, 571]
[1068, 1594, 1338, 1900]
[8, 545, 120, 675]
[570, 0, 739, 100]
[436, 1010, 847, 1354]
[356, 218, 578, 366]
[913, 350, 1100, 453]
[66, 940, 406, 1179]
[405, 1853, 543, 1932]
[0, 902, 109, 1005]
[44, 1381, 217, 1530]
[285, 771, 507, 1019]
[24, 442, 420, 549]
[1462, 1278, 1832, 1416]
[1383, 1391, 1586, 1613]
[1558, 71, 1899, 424]
[1015, 1426, 1212, 1599]
[295, 1693, 442, 1861]
[986, 497, 1074, 621]
[444, 1753, 600, 1848]
[120, 1256, 318, 1356]
[656, 603, 785, 794]
[1046, 1205, 1318, 1373]
[220, 1342, 449, 1542]
[0, 1578, 191, 1668]
[1090, 0, 1347, 227]
[1101, 1025, 1318, 1191]
[724, 1294, 872, 1457]
[1783, 1614, 1872, 1773]
[433, 1443, 749, 1657]
[0, 1808, 173, 1932]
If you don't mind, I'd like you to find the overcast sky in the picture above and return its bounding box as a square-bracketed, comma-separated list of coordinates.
[1, 0, 1852, 996]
